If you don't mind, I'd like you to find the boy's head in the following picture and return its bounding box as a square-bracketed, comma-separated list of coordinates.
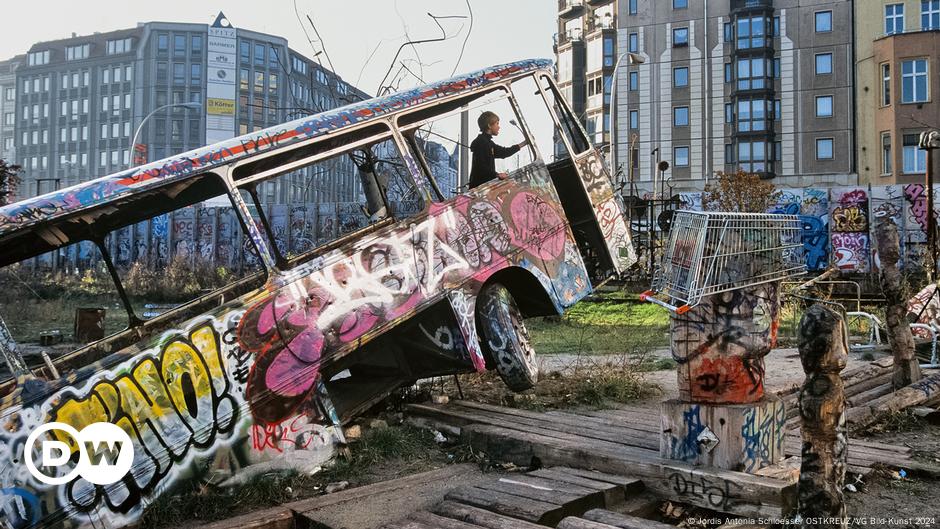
[478, 111, 500, 135]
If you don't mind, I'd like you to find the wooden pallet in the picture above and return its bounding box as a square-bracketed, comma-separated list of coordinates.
[379, 467, 675, 529]
[407, 401, 796, 518]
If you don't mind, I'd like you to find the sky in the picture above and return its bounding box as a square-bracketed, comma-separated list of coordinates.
[1, 1, 556, 91]
[2, 1, 557, 159]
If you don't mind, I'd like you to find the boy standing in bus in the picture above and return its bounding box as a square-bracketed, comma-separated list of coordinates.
[469, 111, 527, 189]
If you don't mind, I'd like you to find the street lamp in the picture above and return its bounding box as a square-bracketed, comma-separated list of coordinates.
[608, 52, 645, 181]
[129, 102, 202, 168]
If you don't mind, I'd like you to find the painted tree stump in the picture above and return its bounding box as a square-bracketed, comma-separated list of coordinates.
[661, 397, 785, 472]
[671, 283, 780, 404]
[797, 304, 847, 528]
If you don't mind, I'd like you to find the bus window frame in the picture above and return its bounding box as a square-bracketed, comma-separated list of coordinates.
[223, 121, 430, 271]
[533, 74, 592, 159]
[396, 84, 539, 199]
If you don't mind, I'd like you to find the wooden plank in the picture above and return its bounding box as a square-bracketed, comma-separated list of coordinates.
[475, 477, 592, 515]
[193, 506, 295, 529]
[557, 518, 617, 529]
[550, 467, 645, 495]
[433, 501, 547, 529]
[462, 423, 795, 518]
[408, 511, 488, 529]
[408, 403, 661, 462]
[527, 468, 626, 506]
[847, 382, 896, 407]
[445, 485, 566, 526]
[583, 508, 679, 529]
[510, 474, 604, 499]
[287, 464, 475, 514]
[618, 491, 664, 519]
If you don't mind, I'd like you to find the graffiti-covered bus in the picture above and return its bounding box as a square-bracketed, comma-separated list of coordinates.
[0, 59, 634, 528]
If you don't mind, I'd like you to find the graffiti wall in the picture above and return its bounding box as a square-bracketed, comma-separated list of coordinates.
[676, 185, 940, 273]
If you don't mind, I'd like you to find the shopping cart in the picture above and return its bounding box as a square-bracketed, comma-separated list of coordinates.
[641, 211, 806, 313]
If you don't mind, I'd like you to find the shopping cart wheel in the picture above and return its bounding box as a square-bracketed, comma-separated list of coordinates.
[477, 283, 538, 392]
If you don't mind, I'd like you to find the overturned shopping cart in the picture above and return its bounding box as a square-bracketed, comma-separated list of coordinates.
[641, 211, 806, 313]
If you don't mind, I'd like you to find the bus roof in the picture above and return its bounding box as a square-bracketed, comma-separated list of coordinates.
[0, 58, 551, 248]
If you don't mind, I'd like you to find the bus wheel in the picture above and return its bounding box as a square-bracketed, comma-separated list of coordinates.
[477, 283, 538, 392]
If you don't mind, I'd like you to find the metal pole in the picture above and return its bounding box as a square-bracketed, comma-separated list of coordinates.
[129, 102, 202, 168]
[460, 108, 469, 191]
[608, 53, 645, 174]
[928, 148, 936, 280]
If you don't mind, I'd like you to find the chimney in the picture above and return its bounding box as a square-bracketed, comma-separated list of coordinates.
[71, 32, 77, 38]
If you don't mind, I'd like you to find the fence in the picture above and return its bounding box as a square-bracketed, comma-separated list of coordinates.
[676, 183, 940, 273]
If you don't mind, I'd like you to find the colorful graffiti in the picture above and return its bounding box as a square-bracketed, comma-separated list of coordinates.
[671, 284, 779, 404]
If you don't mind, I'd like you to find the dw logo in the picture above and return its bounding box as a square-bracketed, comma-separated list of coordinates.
[24, 422, 134, 486]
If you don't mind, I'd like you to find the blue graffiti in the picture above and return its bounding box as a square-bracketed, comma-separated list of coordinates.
[800, 215, 829, 271]
[1, 487, 41, 528]
[670, 405, 705, 462]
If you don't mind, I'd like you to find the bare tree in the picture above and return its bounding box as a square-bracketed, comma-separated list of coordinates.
[0, 159, 22, 206]
[702, 169, 781, 213]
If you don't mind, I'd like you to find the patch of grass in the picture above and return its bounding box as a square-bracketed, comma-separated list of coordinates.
[319, 424, 438, 482]
[447, 356, 660, 411]
[868, 410, 924, 434]
[527, 292, 670, 356]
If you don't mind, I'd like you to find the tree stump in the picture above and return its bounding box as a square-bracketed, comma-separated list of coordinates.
[874, 216, 922, 388]
[797, 304, 847, 529]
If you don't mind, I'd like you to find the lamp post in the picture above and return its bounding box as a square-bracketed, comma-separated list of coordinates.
[129, 102, 202, 168]
[608, 52, 645, 182]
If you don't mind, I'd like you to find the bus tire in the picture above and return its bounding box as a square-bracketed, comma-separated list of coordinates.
[477, 283, 538, 392]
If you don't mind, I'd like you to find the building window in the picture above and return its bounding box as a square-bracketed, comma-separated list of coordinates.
[816, 138, 834, 159]
[736, 57, 768, 90]
[191, 63, 202, 83]
[737, 16, 767, 49]
[3, 113, 12, 126]
[674, 146, 689, 167]
[924, 0, 940, 29]
[673, 106, 689, 127]
[725, 103, 733, 123]
[902, 59, 929, 102]
[774, 99, 781, 120]
[66, 44, 89, 61]
[882, 63, 891, 105]
[291, 55, 307, 74]
[192, 35, 203, 54]
[603, 38, 615, 67]
[904, 134, 927, 172]
[173, 63, 185, 85]
[4, 88, 13, 101]
[773, 57, 780, 78]
[672, 27, 689, 47]
[255, 43, 265, 65]
[174, 35, 186, 56]
[629, 71, 638, 91]
[673, 0, 687, 9]
[739, 141, 767, 172]
[240, 68, 249, 91]
[815, 53, 832, 75]
[157, 34, 169, 52]
[773, 16, 780, 37]
[673, 66, 689, 87]
[629, 0, 637, 15]
[724, 62, 732, 83]
[723, 22, 732, 43]
[815, 11, 832, 32]
[725, 144, 734, 163]
[114, 67, 122, 83]
[737, 99, 768, 132]
[240, 41, 250, 62]
[27, 50, 50, 66]
[172, 120, 183, 141]
[629, 33, 638, 53]
[269, 73, 279, 94]
[885, 4, 905, 35]
[815, 95, 833, 117]
[254, 71, 264, 93]
[882, 133, 892, 174]
[107, 38, 132, 55]
[630, 110, 638, 129]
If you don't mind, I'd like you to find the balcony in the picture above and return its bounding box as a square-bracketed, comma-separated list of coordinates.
[586, 0, 614, 5]
[558, 0, 584, 18]
[586, 14, 616, 36]
[556, 28, 584, 47]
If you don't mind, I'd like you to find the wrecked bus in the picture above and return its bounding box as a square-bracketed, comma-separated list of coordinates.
[0, 58, 634, 528]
